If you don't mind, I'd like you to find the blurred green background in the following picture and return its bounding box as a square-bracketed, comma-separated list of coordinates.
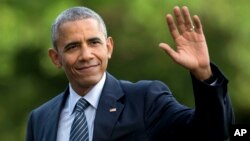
[1, 0, 249, 140]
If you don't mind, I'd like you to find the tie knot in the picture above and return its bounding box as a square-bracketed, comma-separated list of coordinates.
[74, 98, 89, 113]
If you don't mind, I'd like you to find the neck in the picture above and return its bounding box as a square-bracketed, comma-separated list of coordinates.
[76, 86, 94, 96]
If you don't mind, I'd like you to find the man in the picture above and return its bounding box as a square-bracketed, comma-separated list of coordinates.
[26, 5, 234, 141]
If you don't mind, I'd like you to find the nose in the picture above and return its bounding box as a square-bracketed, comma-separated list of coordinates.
[78, 46, 93, 61]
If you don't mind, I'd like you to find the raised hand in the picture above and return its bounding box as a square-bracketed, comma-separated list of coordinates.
[159, 6, 212, 80]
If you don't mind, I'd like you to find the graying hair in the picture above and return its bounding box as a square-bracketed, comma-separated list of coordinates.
[51, 6, 107, 49]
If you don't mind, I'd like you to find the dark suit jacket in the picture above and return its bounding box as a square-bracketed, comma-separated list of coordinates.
[26, 64, 234, 141]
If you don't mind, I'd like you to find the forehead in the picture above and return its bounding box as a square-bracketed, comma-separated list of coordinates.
[56, 19, 105, 48]
[58, 18, 101, 34]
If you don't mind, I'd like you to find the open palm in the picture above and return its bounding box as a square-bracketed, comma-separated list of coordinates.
[159, 6, 212, 80]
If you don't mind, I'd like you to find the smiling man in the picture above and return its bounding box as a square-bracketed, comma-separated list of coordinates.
[26, 6, 234, 141]
[49, 18, 113, 96]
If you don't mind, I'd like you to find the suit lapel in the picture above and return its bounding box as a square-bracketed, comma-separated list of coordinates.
[43, 87, 69, 141]
[93, 73, 125, 141]
[41, 74, 124, 140]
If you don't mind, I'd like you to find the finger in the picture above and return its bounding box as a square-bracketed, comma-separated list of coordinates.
[193, 15, 203, 34]
[166, 14, 180, 39]
[173, 6, 186, 34]
[159, 43, 178, 61]
[181, 6, 194, 31]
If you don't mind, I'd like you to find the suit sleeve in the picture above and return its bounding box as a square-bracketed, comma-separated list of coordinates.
[191, 63, 234, 140]
[26, 112, 34, 141]
[145, 63, 234, 141]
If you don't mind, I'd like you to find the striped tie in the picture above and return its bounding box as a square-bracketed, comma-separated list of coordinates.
[70, 98, 89, 141]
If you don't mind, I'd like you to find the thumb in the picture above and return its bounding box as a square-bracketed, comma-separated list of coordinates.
[159, 43, 178, 60]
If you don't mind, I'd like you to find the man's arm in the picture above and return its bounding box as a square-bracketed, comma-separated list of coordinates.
[158, 6, 234, 140]
[191, 63, 234, 140]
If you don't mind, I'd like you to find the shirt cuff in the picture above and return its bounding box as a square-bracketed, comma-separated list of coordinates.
[203, 74, 218, 86]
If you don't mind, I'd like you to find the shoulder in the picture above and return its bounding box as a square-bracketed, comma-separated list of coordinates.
[35, 93, 64, 112]
[106, 72, 171, 95]
[119, 79, 171, 90]
[117, 79, 175, 115]
[29, 90, 66, 120]
[119, 79, 171, 96]
[26, 90, 67, 139]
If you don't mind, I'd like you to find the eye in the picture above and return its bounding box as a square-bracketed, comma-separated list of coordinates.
[64, 43, 80, 52]
[88, 38, 103, 47]
[90, 40, 100, 46]
[93, 40, 100, 44]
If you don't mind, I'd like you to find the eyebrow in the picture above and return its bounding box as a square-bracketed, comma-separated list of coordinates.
[63, 41, 81, 50]
[65, 41, 81, 46]
[63, 37, 103, 50]
[87, 37, 102, 43]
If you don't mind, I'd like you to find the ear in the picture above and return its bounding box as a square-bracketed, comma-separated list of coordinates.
[48, 48, 62, 69]
[106, 37, 114, 59]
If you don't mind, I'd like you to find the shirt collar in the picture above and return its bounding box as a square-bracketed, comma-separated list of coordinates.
[68, 72, 106, 115]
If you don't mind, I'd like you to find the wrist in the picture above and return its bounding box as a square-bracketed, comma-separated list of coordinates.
[191, 66, 212, 81]
[203, 74, 217, 84]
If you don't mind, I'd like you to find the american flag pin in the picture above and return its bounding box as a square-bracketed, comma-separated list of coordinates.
[109, 108, 117, 112]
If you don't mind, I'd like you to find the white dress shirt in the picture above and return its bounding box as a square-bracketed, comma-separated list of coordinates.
[57, 73, 106, 141]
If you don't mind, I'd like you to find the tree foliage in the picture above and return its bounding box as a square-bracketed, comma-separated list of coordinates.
[0, 0, 249, 140]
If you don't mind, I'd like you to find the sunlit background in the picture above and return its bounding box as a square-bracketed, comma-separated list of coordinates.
[0, 0, 249, 140]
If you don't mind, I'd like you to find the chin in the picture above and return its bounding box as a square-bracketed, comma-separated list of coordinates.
[78, 75, 102, 87]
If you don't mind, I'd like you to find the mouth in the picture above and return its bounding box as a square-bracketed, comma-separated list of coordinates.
[76, 64, 100, 71]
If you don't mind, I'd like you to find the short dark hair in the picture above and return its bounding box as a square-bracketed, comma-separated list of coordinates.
[51, 7, 107, 49]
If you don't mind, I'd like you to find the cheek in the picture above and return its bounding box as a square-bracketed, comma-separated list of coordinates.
[61, 54, 77, 69]
[100, 52, 110, 65]
[101, 56, 110, 72]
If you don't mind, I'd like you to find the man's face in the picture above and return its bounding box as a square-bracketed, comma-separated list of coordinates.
[49, 18, 113, 95]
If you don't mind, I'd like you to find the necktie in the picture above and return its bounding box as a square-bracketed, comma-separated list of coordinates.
[70, 98, 89, 141]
